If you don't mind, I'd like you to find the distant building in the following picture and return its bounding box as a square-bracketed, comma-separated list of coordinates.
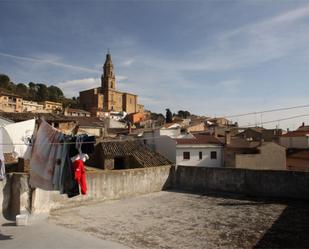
[279, 131, 309, 149]
[79, 52, 144, 116]
[0, 91, 23, 112]
[236, 127, 284, 142]
[0, 112, 75, 132]
[126, 112, 146, 125]
[22, 100, 44, 113]
[40, 101, 63, 113]
[70, 116, 105, 137]
[64, 108, 91, 117]
[221, 132, 286, 170]
[296, 122, 309, 131]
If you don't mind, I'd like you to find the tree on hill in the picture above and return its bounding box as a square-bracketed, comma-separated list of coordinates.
[165, 108, 173, 123]
[177, 110, 191, 118]
[16, 83, 28, 97]
[0, 74, 10, 89]
[36, 84, 49, 101]
[48, 85, 64, 102]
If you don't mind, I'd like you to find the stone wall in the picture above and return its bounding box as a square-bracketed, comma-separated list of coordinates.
[174, 166, 309, 200]
[0, 173, 31, 219]
[1, 166, 173, 217]
[2, 165, 309, 219]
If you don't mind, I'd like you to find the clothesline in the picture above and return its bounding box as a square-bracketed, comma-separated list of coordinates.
[0, 141, 96, 145]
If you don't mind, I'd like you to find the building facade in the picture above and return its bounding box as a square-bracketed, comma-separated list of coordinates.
[79, 53, 144, 116]
[40, 101, 63, 113]
[22, 100, 44, 113]
[0, 91, 23, 112]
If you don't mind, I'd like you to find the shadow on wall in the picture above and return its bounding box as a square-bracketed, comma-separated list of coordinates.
[162, 166, 176, 191]
[254, 202, 309, 249]
[2, 179, 11, 220]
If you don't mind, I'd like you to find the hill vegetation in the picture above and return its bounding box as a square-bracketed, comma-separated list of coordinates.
[0, 74, 78, 108]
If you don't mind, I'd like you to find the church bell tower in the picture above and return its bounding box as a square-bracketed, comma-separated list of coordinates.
[101, 52, 116, 91]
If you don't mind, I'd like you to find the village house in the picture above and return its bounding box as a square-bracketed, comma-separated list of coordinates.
[185, 120, 206, 133]
[0, 112, 75, 132]
[279, 130, 309, 149]
[22, 100, 45, 113]
[236, 127, 284, 142]
[88, 140, 171, 170]
[175, 134, 223, 167]
[141, 131, 223, 167]
[296, 122, 309, 131]
[0, 91, 23, 112]
[221, 131, 286, 170]
[39, 100, 63, 113]
[279, 129, 309, 171]
[64, 107, 91, 117]
[70, 116, 105, 137]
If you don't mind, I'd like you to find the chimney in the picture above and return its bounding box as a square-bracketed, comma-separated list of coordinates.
[214, 127, 218, 138]
[302, 122, 305, 127]
[128, 122, 132, 134]
[225, 130, 231, 145]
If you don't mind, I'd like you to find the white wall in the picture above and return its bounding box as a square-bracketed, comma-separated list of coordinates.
[155, 136, 176, 163]
[159, 128, 180, 138]
[279, 136, 309, 148]
[176, 145, 223, 167]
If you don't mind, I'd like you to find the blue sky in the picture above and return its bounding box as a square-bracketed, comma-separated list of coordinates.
[1, 0, 309, 129]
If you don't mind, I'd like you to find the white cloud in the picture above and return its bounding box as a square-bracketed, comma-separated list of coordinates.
[0, 52, 98, 73]
[122, 59, 134, 67]
[116, 75, 128, 82]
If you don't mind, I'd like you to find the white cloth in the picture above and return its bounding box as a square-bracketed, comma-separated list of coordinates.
[3, 119, 35, 159]
[0, 128, 5, 180]
[71, 153, 89, 163]
[29, 120, 63, 190]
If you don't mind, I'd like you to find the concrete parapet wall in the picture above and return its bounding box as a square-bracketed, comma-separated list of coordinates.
[174, 166, 309, 200]
[2, 165, 309, 219]
[0, 173, 31, 219]
[31, 165, 173, 214]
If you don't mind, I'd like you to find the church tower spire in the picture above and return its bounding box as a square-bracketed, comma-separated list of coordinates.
[101, 51, 116, 90]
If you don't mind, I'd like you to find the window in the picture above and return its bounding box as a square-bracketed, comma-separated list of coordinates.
[199, 151, 202, 160]
[210, 151, 217, 159]
[183, 152, 190, 160]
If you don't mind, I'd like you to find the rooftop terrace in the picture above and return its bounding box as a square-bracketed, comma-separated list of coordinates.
[49, 191, 309, 249]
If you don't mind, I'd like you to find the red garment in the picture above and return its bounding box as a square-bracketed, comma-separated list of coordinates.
[73, 159, 87, 195]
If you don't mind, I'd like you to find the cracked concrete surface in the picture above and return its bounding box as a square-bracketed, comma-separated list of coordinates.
[49, 191, 309, 249]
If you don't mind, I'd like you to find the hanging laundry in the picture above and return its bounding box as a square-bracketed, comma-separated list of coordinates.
[72, 159, 87, 195]
[0, 128, 5, 181]
[29, 120, 63, 190]
[59, 136, 80, 198]
[29, 119, 94, 197]
[2, 119, 35, 159]
[68, 135, 95, 157]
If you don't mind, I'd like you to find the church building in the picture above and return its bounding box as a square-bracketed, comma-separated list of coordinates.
[79, 53, 144, 117]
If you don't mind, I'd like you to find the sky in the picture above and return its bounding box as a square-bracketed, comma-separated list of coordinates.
[1, 0, 309, 130]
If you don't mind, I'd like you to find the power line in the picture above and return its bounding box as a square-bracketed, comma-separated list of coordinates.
[244, 113, 309, 127]
[224, 104, 309, 118]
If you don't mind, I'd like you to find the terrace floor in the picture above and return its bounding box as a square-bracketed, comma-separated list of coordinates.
[49, 191, 309, 249]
